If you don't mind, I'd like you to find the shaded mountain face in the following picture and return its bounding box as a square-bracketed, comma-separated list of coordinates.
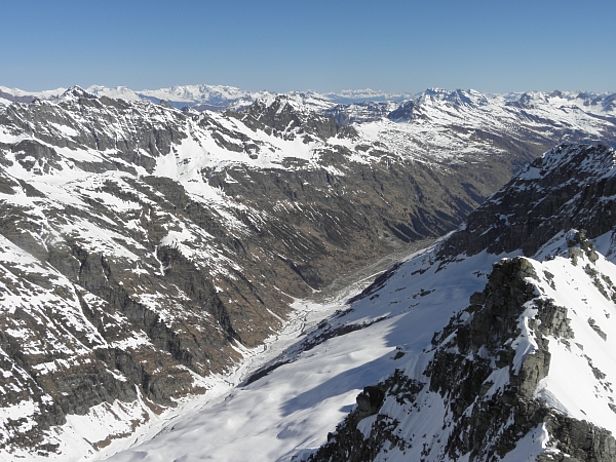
[306, 144, 616, 462]
[0, 86, 615, 460]
[441, 144, 616, 258]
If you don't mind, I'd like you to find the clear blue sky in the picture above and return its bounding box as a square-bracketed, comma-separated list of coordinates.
[2, 0, 615, 93]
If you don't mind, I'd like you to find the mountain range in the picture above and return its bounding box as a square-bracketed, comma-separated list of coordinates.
[0, 84, 417, 110]
[2, 83, 615, 113]
[0, 83, 615, 461]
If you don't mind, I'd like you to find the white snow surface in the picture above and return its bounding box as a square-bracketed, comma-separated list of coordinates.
[103, 241, 499, 462]
[532, 249, 616, 435]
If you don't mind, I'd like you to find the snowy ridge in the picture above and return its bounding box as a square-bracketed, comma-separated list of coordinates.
[324, 88, 414, 105]
[136, 84, 274, 110]
[350, 89, 616, 164]
[1, 84, 615, 169]
[0, 84, 268, 110]
[2, 82, 615, 116]
[305, 144, 616, 461]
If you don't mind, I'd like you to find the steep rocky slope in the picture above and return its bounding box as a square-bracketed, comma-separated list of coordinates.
[306, 144, 616, 461]
[106, 143, 616, 462]
[1, 85, 615, 460]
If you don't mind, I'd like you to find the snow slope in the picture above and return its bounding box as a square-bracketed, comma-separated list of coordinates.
[108, 234, 616, 462]
[108, 144, 616, 462]
[105, 239, 502, 462]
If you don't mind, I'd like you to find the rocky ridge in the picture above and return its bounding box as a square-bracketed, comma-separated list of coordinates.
[304, 144, 616, 461]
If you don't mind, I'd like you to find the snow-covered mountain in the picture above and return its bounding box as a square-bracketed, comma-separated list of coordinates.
[0, 86, 66, 105]
[135, 84, 274, 111]
[107, 144, 616, 462]
[1, 84, 616, 461]
[324, 89, 415, 105]
[0, 84, 271, 110]
[307, 143, 616, 461]
[0, 84, 414, 109]
[3, 83, 616, 118]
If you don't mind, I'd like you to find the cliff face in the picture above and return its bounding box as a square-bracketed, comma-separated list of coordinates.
[441, 144, 616, 258]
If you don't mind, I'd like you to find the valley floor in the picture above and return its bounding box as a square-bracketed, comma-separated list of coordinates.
[93, 240, 434, 462]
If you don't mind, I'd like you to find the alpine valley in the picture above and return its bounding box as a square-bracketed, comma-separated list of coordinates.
[1, 84, 616, 462]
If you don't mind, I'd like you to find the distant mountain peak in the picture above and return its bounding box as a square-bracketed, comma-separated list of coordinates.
[414, 87, 489, 107]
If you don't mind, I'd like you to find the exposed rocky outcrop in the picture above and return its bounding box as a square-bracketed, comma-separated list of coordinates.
[307, 370, 422, 462]
[441, 144, 616, 258]
[309, 255, 616, 462]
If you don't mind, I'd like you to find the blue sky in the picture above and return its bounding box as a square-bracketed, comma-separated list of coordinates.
[2, 0, 615, 93]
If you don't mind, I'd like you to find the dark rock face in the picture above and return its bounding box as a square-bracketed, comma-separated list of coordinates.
[427, 258, 547, 460]
[539, 415, 616, 462]
[326, 102, 395, 125]
[387, 101, 415, 122]
[239, 95, 343, 140]
[441, 144, 616, 258]
[307, 370, 422, 462]
[356, 386, 386, 418]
